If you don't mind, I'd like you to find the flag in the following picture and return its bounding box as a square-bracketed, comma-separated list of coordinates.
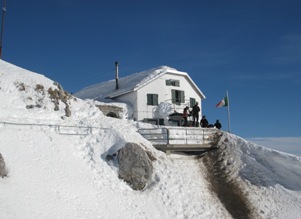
[216, 97, 228, 107]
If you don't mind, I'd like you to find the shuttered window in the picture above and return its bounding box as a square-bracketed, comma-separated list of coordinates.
[166, 80, 172, 86]
[147, 94, 158, 106]
[190, 98, 196, 108]
[166, 79, 180, 87]
[171, 90, 185, 105]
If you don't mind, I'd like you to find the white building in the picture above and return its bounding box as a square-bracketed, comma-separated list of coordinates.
[75, 66, 205, 126]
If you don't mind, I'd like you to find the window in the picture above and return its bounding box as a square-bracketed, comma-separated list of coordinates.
[166, 79, 180, 87]
[171, 89, 184, 105]
[147, 94, 158, 106]
[190, 98, 196, 108]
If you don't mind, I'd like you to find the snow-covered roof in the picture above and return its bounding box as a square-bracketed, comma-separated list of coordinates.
[75, 66, 205, 101]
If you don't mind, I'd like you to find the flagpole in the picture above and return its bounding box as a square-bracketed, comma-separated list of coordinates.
[227, 90, 231, 133]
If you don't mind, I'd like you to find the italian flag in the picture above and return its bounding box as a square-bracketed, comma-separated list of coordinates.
[216, 97, 228, 107]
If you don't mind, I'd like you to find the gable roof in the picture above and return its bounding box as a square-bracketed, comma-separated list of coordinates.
[75, 66, 205, 101]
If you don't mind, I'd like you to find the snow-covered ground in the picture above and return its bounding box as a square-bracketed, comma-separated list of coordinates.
[1, 60, 301, 219]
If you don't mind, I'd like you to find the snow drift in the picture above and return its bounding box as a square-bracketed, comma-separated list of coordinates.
[1, 60, 301, 219]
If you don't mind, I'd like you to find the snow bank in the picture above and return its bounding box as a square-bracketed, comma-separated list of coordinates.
[202, 132, 301, 218]
[1, 60, 301, 219]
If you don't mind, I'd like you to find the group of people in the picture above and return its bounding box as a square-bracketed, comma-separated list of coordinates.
[182, 103, 222, 129]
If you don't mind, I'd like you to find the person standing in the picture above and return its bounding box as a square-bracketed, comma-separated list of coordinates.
[200, 115, 209, 128]
[192, 102, 200, 127]
[214, 119, 222, 129]
[182, 106, 189, 126]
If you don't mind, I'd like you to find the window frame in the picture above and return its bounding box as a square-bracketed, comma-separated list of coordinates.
[147, 93, 159, 106]
[171, 89, 185, 105]
[166, 79, 180, 87]
[190, 98, 196, 108]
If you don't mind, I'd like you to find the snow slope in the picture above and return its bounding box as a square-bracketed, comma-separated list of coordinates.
[1, 60, 301, 219]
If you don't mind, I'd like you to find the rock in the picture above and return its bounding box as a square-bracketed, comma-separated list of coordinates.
[0, 153, 7, 177]
[117, 143, 153, 190]
[105, 154, 116, 161]
[48, 83, 72, 117]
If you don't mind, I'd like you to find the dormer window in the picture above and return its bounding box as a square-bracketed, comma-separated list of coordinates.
[166, 79, 180, 87]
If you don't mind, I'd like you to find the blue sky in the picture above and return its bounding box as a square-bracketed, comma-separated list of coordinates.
[2, 0, 301, 141]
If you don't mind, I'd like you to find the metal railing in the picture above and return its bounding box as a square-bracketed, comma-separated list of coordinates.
[0, 120, 107, 136]
[138, 127, 221, 147]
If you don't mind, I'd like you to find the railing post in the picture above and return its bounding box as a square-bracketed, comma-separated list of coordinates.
[166, 128, 170, 145]
[185, 128, 188, 145]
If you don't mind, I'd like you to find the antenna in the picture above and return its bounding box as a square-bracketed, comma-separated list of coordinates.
[0, 0, 7, 59]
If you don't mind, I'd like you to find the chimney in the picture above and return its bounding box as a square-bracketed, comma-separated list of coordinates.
[115, 61, 119, 90]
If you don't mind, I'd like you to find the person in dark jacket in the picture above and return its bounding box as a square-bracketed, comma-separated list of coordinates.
[200, 115, 209, 128]
[192, 102, 200, 127]
[214, 119, 222, 129]
[182, 106, 189, 126]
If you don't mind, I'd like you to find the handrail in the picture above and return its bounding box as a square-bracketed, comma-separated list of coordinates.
[138, 127, 220, 147]
[0, 120, 109, 135]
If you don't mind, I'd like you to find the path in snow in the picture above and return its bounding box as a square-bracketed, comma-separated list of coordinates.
[201, 149, 256, 219]
[160, 153, 232, 218]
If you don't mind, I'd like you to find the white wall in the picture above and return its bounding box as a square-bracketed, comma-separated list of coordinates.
[114, 92, 137, 119]
[135, 73, 203, 121]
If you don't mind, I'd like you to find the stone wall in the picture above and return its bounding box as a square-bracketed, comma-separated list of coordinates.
[96, 105, 123, 119]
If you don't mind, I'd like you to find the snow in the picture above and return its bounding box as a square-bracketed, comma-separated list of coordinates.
[1, 60, 301, 219]
[75, 66, 174, 101]
[75, 65, 205, 102]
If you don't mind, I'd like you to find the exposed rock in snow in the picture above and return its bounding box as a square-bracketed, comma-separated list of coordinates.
[117, 142, 154, 190]
[0, 153, 7, 177]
